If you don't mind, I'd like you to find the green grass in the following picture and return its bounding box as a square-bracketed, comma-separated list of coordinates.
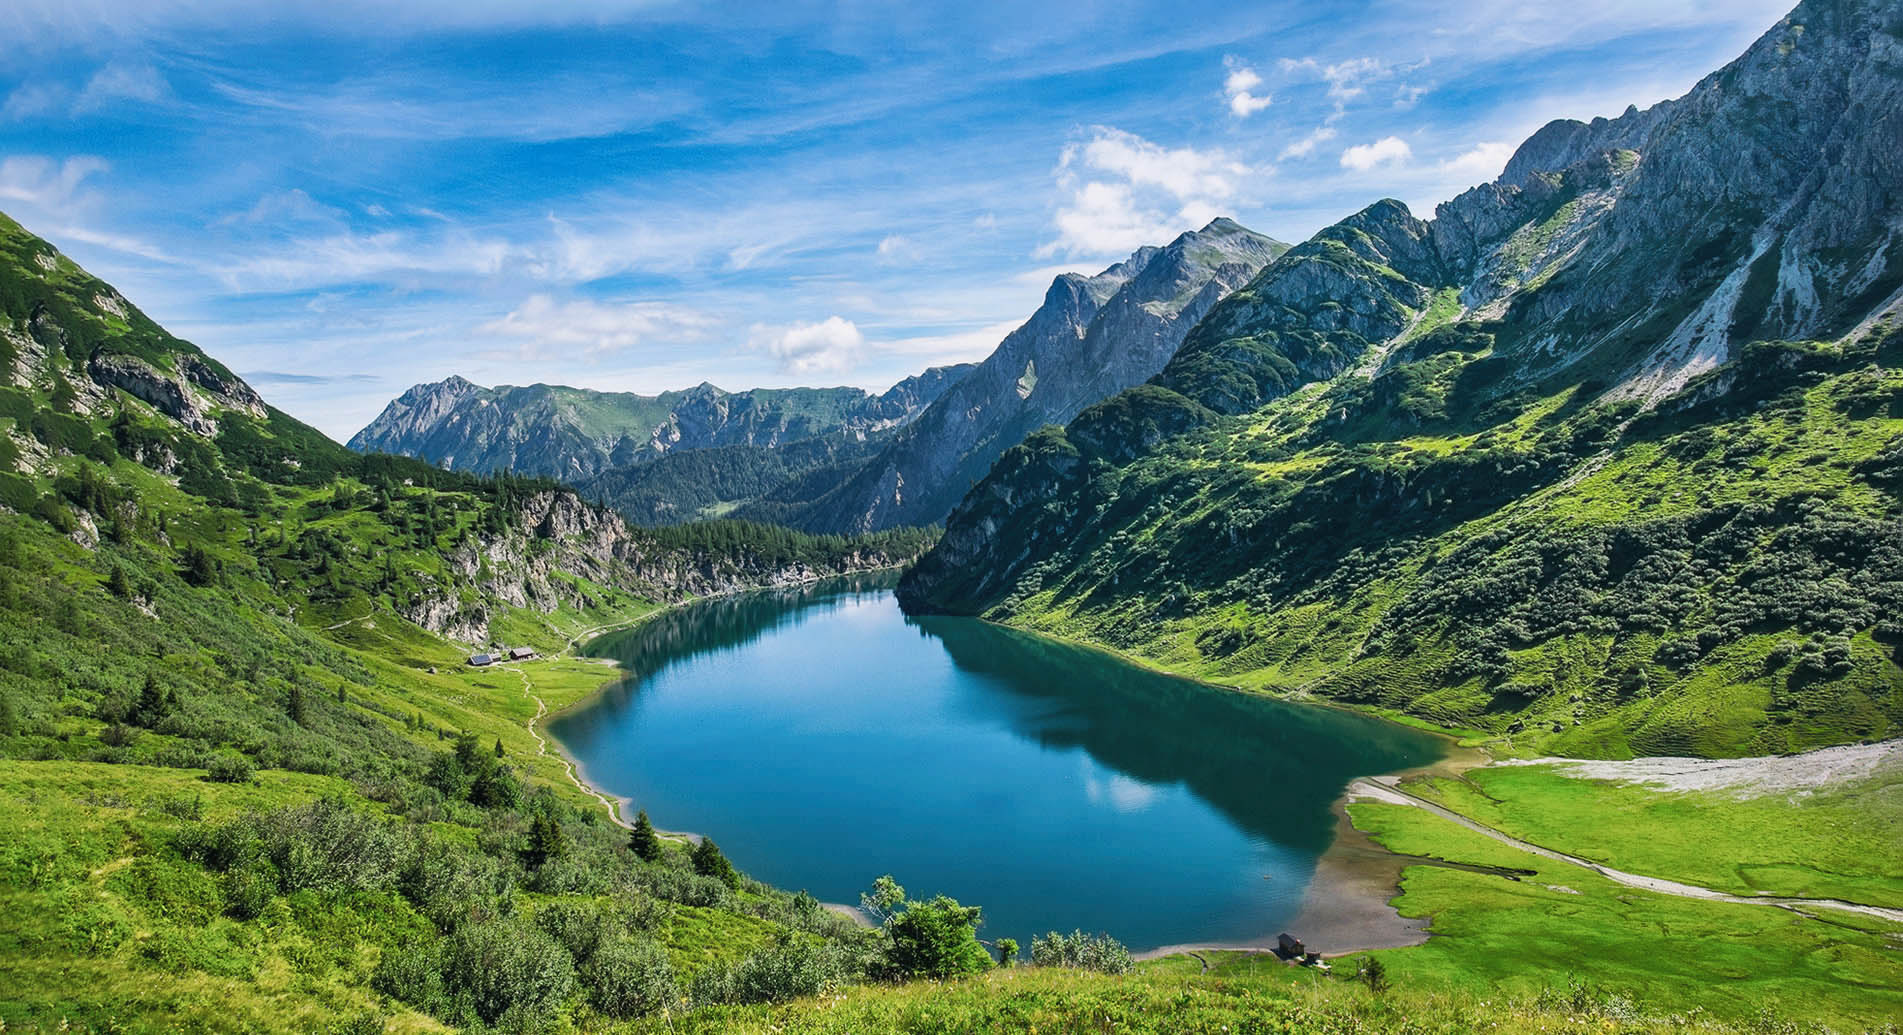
[1398, 761, 1903, 909]
[928, 338, 1903, 760]
[631, 951, 1892, 1035]
[1348, 801, 1903, 1029]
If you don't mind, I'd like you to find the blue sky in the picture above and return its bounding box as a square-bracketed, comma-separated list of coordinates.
[2, 0, 1791, 440]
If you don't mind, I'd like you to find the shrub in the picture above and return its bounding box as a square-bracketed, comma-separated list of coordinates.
[695, 934, 844, 1006]
[205, 751, 255, 784]
[886, 895, 990, 979]
[1030, 929, 1133, 974]
[584, 935, 676, 1018]
[444, 917, 576, 1027]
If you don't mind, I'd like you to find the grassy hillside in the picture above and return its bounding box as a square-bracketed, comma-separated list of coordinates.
[0, 210, 944, 1033]
[905, 329, 1903, 759]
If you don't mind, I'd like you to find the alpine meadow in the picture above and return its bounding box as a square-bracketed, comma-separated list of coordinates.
[2, 1, 1901, 1033]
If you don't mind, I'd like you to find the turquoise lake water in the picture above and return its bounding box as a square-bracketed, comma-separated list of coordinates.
[550, 577, 1443, 951]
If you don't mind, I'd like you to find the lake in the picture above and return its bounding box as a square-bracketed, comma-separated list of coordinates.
[550, 576, 1445, 952]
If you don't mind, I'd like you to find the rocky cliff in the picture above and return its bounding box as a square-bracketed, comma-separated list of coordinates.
[349, 366, 972, 484]
[401, 490, 930, 644]
[785, 218, 1287, 533]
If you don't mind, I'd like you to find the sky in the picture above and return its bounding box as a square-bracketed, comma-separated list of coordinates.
[1, 0, 1794, 441]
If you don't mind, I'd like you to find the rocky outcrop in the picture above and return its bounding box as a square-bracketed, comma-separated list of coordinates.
[403, 490, 928, 643]
[349, 366, 973, 482]
[792, 218, 1288, 532]
[87, 353, 220, 436]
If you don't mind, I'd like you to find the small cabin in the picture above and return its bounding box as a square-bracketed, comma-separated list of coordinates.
[508, 647, 536, 661]
[468, 653, 496, 667]
[1277, 933, 1305, 957]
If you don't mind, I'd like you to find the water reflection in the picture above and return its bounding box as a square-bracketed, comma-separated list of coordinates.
[553, 578, 1442, 949]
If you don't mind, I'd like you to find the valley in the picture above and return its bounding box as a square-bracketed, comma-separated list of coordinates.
[3, 0, 1902, 1030]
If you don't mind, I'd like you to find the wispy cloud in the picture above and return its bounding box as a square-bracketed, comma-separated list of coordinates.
[477, 294, 714, 359]
[1277, 126, 1337, 161]
[242, 370, 383, 385]
[0, 154, 110, 208]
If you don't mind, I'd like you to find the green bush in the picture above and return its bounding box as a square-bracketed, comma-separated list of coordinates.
[584, 935, 677, 1018]
[445, 917, 576, 1026]
[1030, 930, 1133, 974]
[205, 751, 255, 784]
[694, 934, 844, 1006]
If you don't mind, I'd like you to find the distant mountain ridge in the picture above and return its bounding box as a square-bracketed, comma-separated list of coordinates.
[781, 217, 1288, 532]
[349, 366, 972, 483]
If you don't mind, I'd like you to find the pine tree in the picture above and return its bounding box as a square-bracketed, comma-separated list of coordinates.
[287, 683, 307, 725]
[629, 810, 661, 862]
[135, 671, 169, 727]
[493, 737, 505, 759]
[691, 836, 739, 889]
[107, 565, 131, 599]
[527, 812, 567, 868]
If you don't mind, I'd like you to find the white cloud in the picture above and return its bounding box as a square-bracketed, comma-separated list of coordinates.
[1278, 55, 1398, 117]
[2, 82, 67, 120]
[222, 188, 347, 227]
[76, 62, 169, 111]
[1039, 127, 1248, 258]
[1340, 136, 1412, 171]
[1278, 126, 1338, 160]
[1440, 141, 1515, 180]
[874, 319, 1023, 368]
[1222, 58, 1272, 117]
[0, 154, 110, 208]
[973, 212, 998, 230]
[213, 228, 514, 287]
[750, 316, 864, 375]
[875, 234, 922, 264]
[477, 294, 713, 358]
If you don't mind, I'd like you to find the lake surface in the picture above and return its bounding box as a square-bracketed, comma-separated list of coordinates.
[551, 577, 1444, 951]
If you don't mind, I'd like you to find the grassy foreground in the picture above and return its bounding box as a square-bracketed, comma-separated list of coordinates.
[642, 953, 1891, 1035]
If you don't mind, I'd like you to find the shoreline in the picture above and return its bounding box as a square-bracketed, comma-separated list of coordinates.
[537, 577, 1499, 965]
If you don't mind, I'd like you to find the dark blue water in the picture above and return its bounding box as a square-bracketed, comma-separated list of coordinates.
[550, 577, 1443, 951]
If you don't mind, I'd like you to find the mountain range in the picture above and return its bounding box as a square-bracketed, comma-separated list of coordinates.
[355, 218, 1286, 530]
[900, 0, 1903, 758]
[348, 367, 971, 483]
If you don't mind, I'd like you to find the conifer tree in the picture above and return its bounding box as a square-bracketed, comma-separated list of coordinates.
[629, 810, 661, 862]
[692, 836, 738, 889]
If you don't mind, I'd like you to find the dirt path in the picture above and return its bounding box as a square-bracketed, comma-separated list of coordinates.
[322, 605, 376, 631]
[505, 665, 631, 829]
[1346, 776, 1903, 925]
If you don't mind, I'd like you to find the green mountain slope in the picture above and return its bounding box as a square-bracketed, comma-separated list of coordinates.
[900, 0, 1903, 759]
[0, 209, 936, 1031]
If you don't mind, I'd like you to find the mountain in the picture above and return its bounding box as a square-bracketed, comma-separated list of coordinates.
[784, 218, 1288, 532]
[901, 0, 1903, 759]
[349, 365, 972, 483]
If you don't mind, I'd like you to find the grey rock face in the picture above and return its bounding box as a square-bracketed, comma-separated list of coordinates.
[349, 366, 972, 481]
[795, 218, 1288, 532]
[87, 353, 220, 436]
[404, 490, 924, 643]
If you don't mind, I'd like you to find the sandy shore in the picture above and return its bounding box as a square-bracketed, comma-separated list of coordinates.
[1503, 738, 1903, 797]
